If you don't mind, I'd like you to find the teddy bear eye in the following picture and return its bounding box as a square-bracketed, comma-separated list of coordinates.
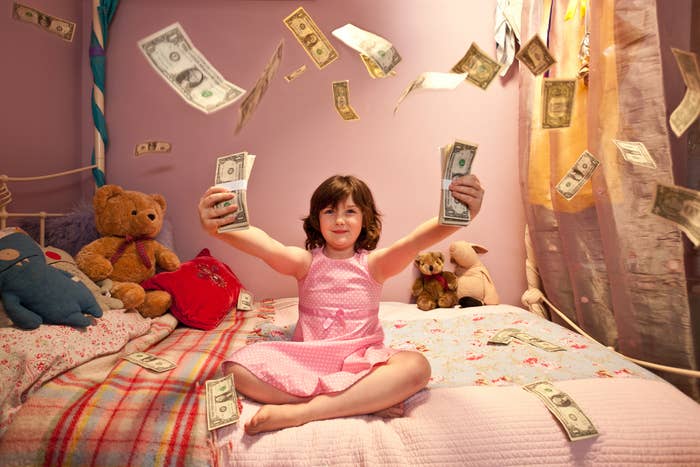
[131, 210, 137, 215]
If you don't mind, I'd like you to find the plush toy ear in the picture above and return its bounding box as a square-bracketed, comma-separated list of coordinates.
[150, 193, 167, 212]
[471, 243, 488, 255]
[94, 185, 124, 212]
[414, 255, 423, 267]
[435, 252, 445, 261]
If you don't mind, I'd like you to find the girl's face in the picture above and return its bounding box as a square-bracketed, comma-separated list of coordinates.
[318, 195, 363, 258]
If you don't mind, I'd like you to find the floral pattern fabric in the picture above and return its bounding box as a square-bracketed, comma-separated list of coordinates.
[256, 300, 660, 389]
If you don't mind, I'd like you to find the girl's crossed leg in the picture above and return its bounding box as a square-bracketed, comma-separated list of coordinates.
[226, 350, 431, 435]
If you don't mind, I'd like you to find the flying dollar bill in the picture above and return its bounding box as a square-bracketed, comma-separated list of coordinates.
[523, 381, 599, 441]
[12, 2, 75, 41]
[360, 54, 395, 79]
[612, 139, 656, 169]
[134, 141, 172, 157]
[284, 65, 307, 83]
[516, 34, 556, 76]
[394, 71, 467, 114]
[451, 43, 502, 90]
[555, 150, 600, 200]
[542, 78, 576, 128]
[439, 140, 478, 226]
[205, 374, 240, 431]
[332, 23, 402, 77]
[215, 152, 256, 233]
[123, 352, 176, 373]
[669, 48, 700, 138]
[235, 40, 284, 135]
[651, 183, 700, 247]
[283, 7, 338, 69]
[138, 23, 246, 114]
[332, 80, 360, 121]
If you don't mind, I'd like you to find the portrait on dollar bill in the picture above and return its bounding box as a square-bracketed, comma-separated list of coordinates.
[175, 67, 205, 89]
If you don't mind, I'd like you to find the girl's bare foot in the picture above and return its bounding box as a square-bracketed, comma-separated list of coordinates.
[372, 401, 405, 418]
[244, 403, 308, 435]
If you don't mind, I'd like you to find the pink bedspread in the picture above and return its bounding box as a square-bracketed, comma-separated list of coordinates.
[217, 378, 700, 466]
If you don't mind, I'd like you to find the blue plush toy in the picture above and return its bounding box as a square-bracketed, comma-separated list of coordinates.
[0, 229, 103, 329]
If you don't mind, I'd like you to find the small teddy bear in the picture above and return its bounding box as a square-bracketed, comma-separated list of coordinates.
[412, 251, 459, 311]
[76, 185, 180, 318]
[448, 241, 499, 307]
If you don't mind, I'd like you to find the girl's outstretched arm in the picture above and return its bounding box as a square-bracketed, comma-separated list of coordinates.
[369, 174, 484, 283]
[198, 186, 310, 279]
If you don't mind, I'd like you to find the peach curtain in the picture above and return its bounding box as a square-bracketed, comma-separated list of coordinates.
[519, 0, 699, 399]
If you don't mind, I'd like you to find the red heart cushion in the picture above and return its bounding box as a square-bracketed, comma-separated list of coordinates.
[142, 249, 243, 330]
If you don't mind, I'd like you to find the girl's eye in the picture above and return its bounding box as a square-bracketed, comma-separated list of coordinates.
[322, 208, 334, 215]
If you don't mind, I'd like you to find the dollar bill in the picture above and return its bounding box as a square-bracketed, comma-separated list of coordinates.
[451, 43, 502, 90]
[235, 40, 284, 135]
[612, 139, 656, 169]
[670, 48, 700, 138]
[542, 79, 576, 128]
[651, 183, 700, 247]
[523, 381, 599, 441]
[284, 65, 307, 83]
[360, 54, 395, 79]
[516, 34, 556, 76]
[123, 352, 176, 373]
[555, 150, 600, 200]
[332, 23, 402, 76]
[237, 290, 254, 311]
[205, 374, 240, 431]
[439, 140, 478, 226]
[138, 23, 246, 114]
[134, 141, 172, 157]
[283, 7, 338, 70]
[488, 328, 521, 345]
[215, 152, 256, 233]
[394, 71, 468, 114]
[332, 80, 360, 121]
[512, 332, 566, 352]
[12, 2, 75, 41]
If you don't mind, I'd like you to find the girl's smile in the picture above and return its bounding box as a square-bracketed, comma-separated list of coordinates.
[319, 195, 363, 258]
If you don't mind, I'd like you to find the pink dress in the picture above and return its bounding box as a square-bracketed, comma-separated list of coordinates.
[226, 248, 398, 397]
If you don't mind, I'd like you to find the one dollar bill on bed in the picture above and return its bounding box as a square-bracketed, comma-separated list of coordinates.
[523, 380, 599, 441]
[439, 140, 477, 226]
[205, 374, 240, 431]
[123, 352, 176, 372]
[215, 152, 256, 233]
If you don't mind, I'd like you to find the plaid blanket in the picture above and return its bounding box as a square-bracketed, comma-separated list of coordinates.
[0, 306, 265, 467]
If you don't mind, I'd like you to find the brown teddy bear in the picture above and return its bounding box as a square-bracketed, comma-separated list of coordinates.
[76, 185, 181, 318]
[411, 251, 458, 311]
[448, 241, 499, 307]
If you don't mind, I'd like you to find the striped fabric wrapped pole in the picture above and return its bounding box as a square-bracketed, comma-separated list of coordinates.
[89, 0, 119, 187]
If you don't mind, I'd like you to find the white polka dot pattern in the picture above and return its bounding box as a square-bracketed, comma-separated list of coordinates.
[226, 248, 398, 396]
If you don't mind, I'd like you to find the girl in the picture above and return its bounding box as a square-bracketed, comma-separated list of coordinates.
[198, 174, 484, 434]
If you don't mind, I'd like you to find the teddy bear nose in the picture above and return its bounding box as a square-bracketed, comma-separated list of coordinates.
[148, 213, 156, 221]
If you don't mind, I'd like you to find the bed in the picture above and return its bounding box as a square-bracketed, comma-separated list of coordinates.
[2, 292, 700, 466]
[1, 172, 700, 466]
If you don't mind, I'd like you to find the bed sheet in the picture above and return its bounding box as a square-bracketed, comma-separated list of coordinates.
[215, 300, 700, 466]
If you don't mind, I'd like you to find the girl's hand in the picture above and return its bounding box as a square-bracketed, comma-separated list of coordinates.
[198, 186, 239, 235]
[449, 174, 484, 219]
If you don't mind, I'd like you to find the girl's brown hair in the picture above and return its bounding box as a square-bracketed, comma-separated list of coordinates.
[303, 175, 382, 251]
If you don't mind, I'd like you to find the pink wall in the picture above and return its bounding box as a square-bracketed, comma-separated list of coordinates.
[98, 0, 527, 305]
[3, 1, 694, 306]
[2, 0, 88, 212]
